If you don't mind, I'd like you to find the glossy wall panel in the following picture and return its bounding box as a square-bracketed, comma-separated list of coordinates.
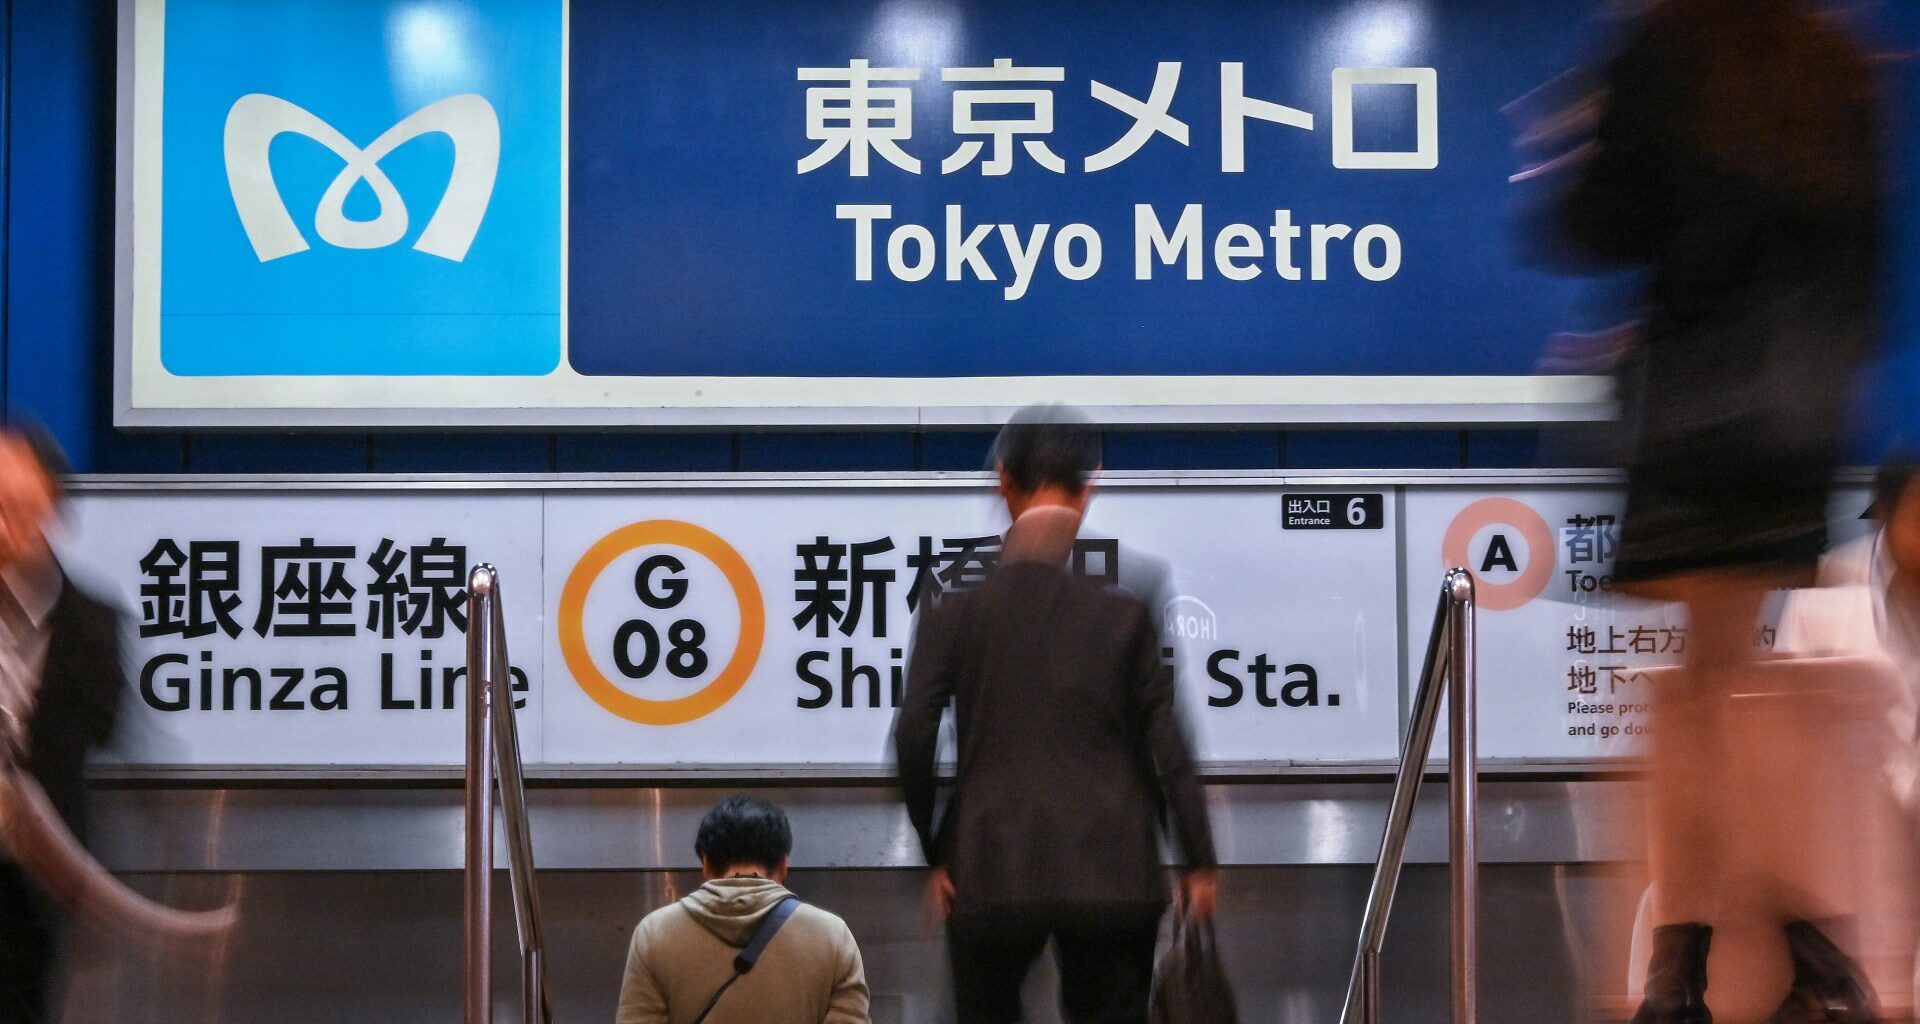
[60, 865, 1629, 1024]
[86, 779, 1643, 872]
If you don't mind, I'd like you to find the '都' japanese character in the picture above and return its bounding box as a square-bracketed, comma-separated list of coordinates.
[1563, 514, 1619, 565]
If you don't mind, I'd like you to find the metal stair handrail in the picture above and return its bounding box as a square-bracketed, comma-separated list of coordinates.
[1342, 567, 1479, 1024]
[466, 565, 552, 1024]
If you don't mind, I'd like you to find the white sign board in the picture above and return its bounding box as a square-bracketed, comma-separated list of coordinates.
[64, 493, 547, 765]
[1400, 484, 1876, 760]
[60, 482, 1401, 767]
[59, 478, 1875, 768]
[1401, 487, 1676, 760]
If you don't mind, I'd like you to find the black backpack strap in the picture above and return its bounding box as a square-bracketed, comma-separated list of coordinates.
[735, 896, 803, 972]
[691, 897, 803, 1024]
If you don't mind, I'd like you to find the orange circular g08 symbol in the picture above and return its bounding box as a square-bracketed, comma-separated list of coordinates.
[558, 520, 765, 726]
[1441, 497, 1556, 612]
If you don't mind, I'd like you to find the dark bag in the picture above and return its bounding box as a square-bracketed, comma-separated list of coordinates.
[691, 896, 803, 1024]
[1150, 909, 1240, 1024]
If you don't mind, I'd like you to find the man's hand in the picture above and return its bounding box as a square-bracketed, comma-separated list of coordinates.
[925, 867, 956, 921]
[1180, 868, 1218, 921]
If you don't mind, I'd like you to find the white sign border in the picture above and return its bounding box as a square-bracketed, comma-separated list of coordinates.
[113, 0, 1614, 430]
[66, 468, 1877, 780]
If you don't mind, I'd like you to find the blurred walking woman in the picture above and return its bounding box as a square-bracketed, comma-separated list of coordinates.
[1555, 0, 1885, 1022]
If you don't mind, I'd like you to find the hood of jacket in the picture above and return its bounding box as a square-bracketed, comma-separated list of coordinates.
[679, 876, 794, 947]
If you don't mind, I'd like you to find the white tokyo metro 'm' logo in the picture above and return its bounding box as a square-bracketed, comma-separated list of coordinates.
[223, 93, 500, 263]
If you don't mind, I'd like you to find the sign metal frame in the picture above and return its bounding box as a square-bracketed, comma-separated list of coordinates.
[112, 0, 1614, 430]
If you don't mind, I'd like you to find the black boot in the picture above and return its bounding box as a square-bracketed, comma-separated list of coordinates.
[1631, 923, 1713, 1024]
[1766, 920, 1880, 1024]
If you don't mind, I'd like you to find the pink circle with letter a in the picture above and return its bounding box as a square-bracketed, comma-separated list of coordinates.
[1441, 497, 1555, 611]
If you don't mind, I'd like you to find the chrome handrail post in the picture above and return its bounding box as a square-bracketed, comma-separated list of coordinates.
[1339, 568, 1481, 1024]
[1359, 950, 1381, 1024]
[523, 948, 542, 1024]
[488, 588, 551, 1024]
[464, 565, 499, 1024]
[1340, 573, 1458, 1024]
[466, 564, 552, 1024]
[1446, 569, 1479, 1024]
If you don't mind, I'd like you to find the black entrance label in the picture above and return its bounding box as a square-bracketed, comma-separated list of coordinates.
[1283, 493, 1384, 530]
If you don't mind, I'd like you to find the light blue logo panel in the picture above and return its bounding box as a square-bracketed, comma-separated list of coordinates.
[161, 0, 563, 376]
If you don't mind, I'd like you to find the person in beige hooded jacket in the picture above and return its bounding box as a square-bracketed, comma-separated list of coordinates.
[617, 796, 869, 1024]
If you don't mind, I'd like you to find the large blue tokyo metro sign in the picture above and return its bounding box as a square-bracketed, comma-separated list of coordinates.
[118, 0, 1620, 428]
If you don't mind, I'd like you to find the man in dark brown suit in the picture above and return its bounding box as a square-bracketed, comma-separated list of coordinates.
[0, 429, 127, 1024]
[894, 407, 1216, 1024]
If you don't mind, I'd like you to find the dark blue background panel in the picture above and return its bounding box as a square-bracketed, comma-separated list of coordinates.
[1, 0, 1915, 470]
[568, 0, 1592, 380]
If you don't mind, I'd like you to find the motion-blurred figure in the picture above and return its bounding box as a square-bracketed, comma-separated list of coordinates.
[1771, 454, 1920, 1013]
[1542, 1, 1887, 1022]
[1780, 455, 1920, 676]
[0, 429, 127, 1024]
[894, 407, 1216, 1024]
[1509, 65, 1651, 468]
